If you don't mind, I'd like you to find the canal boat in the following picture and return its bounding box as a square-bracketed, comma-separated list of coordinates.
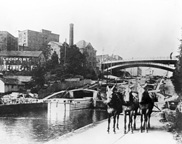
[43, 88, 104, 111]
[0, 102, 47, 116]
[0, 92, 47, 116]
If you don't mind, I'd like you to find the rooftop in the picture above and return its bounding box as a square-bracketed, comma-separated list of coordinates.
[76, 40, 90, 48]
[0, 51, 43, 57]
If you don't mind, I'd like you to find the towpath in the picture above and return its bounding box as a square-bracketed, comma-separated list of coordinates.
[46, 78, 178, 144]
[46, 111, 176, 144]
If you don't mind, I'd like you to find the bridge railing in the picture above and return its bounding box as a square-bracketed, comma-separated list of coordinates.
[103, 62, 175, 72]
[102, 56, 177, 64]
[105, 62, 175, 68]
[123, 56, 177, 60]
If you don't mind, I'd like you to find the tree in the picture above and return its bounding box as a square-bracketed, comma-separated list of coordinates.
[172, 40, 182, 93]
[66, 45, 85, 75]
[51, 51, 59, 66]
[41, 44, 51, 61]
[44, 51, 59, 73]
[30, 64, 46, 89]
[60, 44, 86, 76]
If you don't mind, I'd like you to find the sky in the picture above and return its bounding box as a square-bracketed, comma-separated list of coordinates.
[1, 0, 182, 59]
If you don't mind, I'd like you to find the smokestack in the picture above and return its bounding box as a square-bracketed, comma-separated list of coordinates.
[69, 23, 74, 47]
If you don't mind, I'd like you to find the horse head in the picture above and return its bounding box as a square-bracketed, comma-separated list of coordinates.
[137, 84, 145, 103]
[106, 84, 116, 104]
[123, 86, 132, 102]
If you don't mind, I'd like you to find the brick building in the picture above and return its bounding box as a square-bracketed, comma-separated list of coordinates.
[18, 29, 59, 51]
[0, 31, 18, 51]
[76, 40, 97, 71]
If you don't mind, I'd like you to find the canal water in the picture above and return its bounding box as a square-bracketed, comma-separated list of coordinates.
[0, 108, 107, 144]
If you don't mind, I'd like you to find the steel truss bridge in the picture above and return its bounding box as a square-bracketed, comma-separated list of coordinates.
[102, 57, 177, 72]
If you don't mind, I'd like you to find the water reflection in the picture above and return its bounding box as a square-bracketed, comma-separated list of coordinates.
[0, 108, 107, 144]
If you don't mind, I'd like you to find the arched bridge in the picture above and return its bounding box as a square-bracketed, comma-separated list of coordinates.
[102, 57, 177, 72]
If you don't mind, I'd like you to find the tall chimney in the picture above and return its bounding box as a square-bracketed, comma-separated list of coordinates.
[69, 23, 74, 47]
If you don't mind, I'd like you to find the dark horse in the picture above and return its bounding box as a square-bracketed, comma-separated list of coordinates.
[121, 86, 139, 134]
[138, 84, 157, 133]
[105, 85, 123, 133]
[105, 84, 139, 134]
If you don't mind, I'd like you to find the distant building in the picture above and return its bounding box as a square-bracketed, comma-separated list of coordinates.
[116, 70, 131, 78]
[4, 78, 24, 93]
[48, 41, 62, 62]
[0, 31, 18, 51]
[0, 76, 25, 93]
[0, 51, 45, 72]
[126, 67, 142, 76]
[144, 68, 154, 76]
[18, 29, 59, 51]
[76, 40, 97, 71]
[5, 75, 32, 85]
[137, 67, 142, 76]
[96, 54, 123, 70]
[96, 54, 123, 62]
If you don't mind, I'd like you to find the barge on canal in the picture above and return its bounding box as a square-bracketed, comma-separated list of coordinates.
[43, 88, 106, 111]
[0, 88, 106, 116]
[0, 92, 47, 115]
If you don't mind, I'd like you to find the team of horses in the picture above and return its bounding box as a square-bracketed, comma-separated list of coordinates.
[100, 80, 158, 134]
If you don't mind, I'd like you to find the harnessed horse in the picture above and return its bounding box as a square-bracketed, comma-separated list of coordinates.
[137, 83, 157, 133]
[121, 85, 139, 134]
[105, 84, 123, 133]
[105, 83, 139, 134]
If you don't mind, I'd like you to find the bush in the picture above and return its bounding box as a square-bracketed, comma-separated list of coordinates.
[176, 102, 182, 129]
[160, 102, 182, 133]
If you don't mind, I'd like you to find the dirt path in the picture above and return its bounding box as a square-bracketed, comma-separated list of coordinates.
[46, 111, 177, 144]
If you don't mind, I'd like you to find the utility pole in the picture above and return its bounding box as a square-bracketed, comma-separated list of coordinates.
[101, 47, 104, 81]
[64, 39, 67, 67]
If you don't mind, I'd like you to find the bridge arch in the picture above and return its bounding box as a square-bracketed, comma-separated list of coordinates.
[103, 62, 175, 72]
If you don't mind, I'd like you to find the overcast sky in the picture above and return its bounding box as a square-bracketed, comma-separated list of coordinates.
[1, 0, 182, 59]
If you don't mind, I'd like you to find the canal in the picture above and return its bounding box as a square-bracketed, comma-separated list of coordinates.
[0, 108, 107, 144]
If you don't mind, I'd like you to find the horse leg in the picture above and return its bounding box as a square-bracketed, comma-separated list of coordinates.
[113, 115, 116, 133]
[116, 114, 119, 130]
[107, 114, 111, 133]
[128, 111, 131, 132]
[147, 112, 152, 131]
[140, 113, 143, 133]
[148, 115, 151, 129]
[124, 111, 127, 134]
[144, 113, 148, 133]
[133, 110, 137, 130]
[130, 111, 133, 133]
[148, 110, 152, 129]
